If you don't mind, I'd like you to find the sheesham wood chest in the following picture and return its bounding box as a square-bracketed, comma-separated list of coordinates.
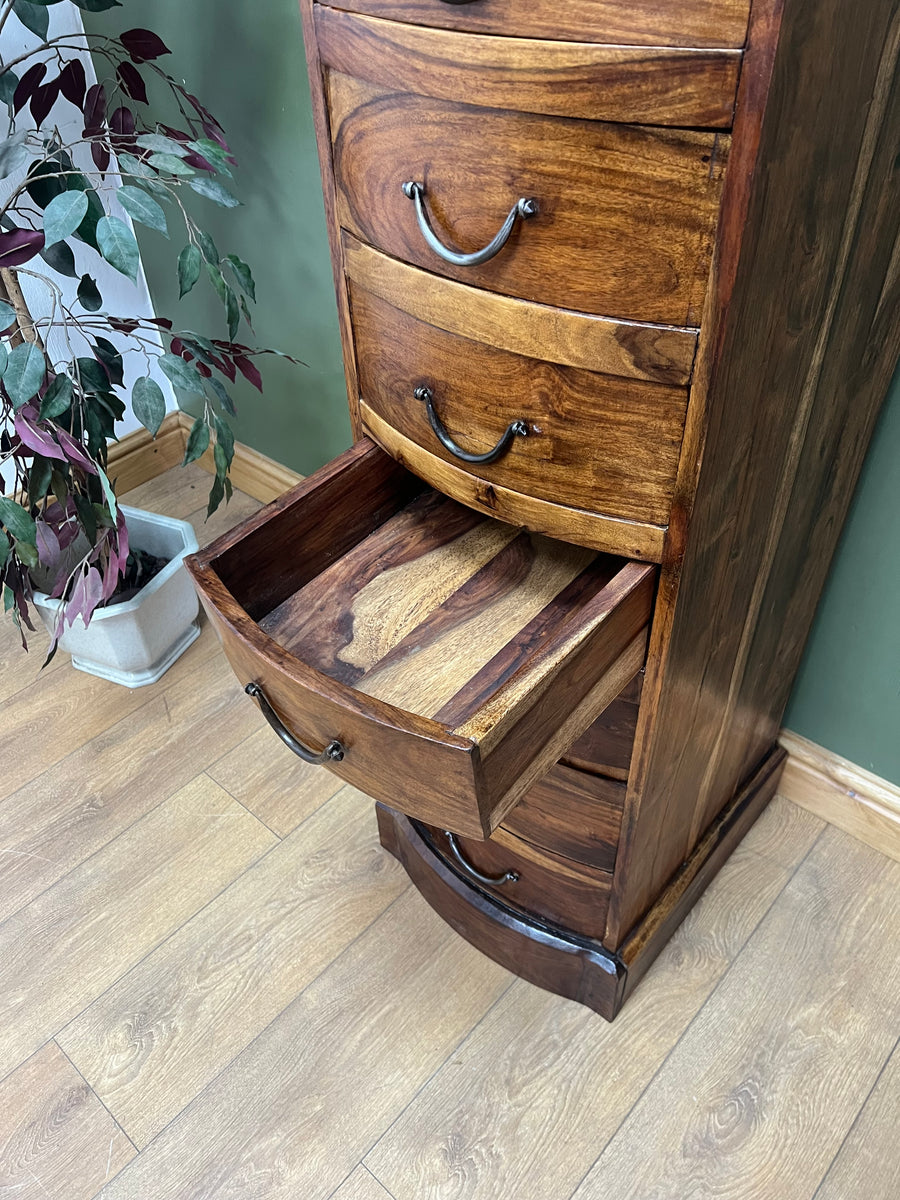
[188, 0, 900, 1019]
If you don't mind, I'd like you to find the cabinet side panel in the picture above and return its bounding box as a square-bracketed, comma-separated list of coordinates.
[298, 0, 361, 435]
[608, 0, 900, 944]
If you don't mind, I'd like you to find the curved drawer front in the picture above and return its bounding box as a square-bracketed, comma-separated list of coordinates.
[315, 0, 751, 50]
[187, 439, 655, 840]
[423, 822, 612, 938]
[351, 281, 690, 534]
[328, 72, 729, 327]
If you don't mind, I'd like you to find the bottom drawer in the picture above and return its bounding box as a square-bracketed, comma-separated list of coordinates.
[423, 822, 611, 939]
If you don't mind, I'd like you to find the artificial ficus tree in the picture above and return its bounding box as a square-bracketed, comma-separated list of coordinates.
[0, 0, 290, 655]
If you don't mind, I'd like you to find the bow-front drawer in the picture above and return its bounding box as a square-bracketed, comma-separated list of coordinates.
[315, 0, 751, 50]
[187, 439, 654, 840]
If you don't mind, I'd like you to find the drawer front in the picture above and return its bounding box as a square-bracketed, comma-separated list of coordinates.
[351, 282, 690, 529]
[317, 8, 742, 127]
[425, 823, 611, 938]
[500, 762, 626, 871]
[328, 73, 729, 327]
[188, 439, 655, 841]
[315, 0, 751, 50]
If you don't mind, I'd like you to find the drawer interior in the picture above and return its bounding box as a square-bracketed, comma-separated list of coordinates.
[192, 439, 654, 838]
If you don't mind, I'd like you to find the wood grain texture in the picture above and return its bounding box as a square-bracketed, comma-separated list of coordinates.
[362, 407, 668, 561]
[191, 441, 652, 838]
[317, 0, 752, 49]
[561, 694, 639, 780]
[778, 730, 900, 866]
[331, 1166, 397, 1200]
[572, 829, 900, 1200]
[343, 235, 698, 387]
[316, 8, 741, 127]
[606, 0, 900, 945]
[0, 631, 263, 923]
[366, 797, 823, 1200]
[0, 1042, 134, 1199]
[329, 73, 728, 327]
[814, 1042, 900, 1200]
[500, 764, 625, 871]
[424, 823, 612, 938]
[0, 775, 275, 1076]
[209, 725, 347, 837]
[59, 785, 407, 1147]
[351, 284, 689, 526]
[95, 889, 511, 1200]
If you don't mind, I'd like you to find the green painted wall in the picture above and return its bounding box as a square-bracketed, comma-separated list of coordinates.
[86, 0, 351, 475]
[90, 3, 899, 783]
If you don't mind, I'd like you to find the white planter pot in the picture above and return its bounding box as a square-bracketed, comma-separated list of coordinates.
[33, 505, 201, 688]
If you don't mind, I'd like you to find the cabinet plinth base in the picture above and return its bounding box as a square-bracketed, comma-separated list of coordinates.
[376, 744, 786, 1020]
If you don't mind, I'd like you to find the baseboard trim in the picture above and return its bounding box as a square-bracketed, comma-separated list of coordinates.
[778, 729, 900, 864]
[107, 410, 302, 504]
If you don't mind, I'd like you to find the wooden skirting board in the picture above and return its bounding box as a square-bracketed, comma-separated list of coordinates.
[107, 416, 900, 867]
[107, 411, 302, 502]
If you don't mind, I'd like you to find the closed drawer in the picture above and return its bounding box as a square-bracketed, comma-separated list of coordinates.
[423, 822, 611, 937]
[327, 72, 729, 327]
[500, 762, 626, 872]
[187, 439, 654, 840]
[350, 280, 690, 538]
[316, 0, 751, 50]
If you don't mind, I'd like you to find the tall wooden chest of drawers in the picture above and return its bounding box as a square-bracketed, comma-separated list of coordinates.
[188, 0, 900, 1019]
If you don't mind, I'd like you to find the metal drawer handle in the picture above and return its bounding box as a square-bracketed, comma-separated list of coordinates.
[414, 385, 528, 465]
[245, 682, 345, 765]
[402, 181, 537, 267]
[444, 831, 520, 886]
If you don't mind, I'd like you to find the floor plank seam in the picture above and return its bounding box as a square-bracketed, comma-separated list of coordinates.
[562, 818, 830, 1200]
[103, 883, 415, 1160]
[362, 1161, 399, 1200]
[360, 975, 519, 1172]
[54, 1038, 140, 1162]
[208, 764, 286, 840]
[808, 1032, 900, 1200]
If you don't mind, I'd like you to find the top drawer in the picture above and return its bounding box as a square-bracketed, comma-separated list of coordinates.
[315, 1, 752, 50]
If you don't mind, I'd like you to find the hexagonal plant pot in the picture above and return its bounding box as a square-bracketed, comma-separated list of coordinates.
[32, 505, 201, 688]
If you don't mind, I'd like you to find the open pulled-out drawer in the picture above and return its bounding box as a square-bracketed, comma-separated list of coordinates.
[187, 439, 654, 838]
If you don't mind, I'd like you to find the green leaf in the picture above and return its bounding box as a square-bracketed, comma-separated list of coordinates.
[12, 2, 49, 39]
[27, 454, 51, 509]
[213, 441, 228, 483]
[77, 356, 109, 393]
[0, 131, 30, 181]
[182, 416, 210, 466]
[205, 261, 228, 304]
[148, 152, 194, 177]
[207, 376, 236, 417]
[0, 535, 8, 570]
[177, 243, 201, 298]
[0, 497, 37, 544]
[226, 254, 256, 302]
[3, 583, 15, 612]
[214, 415, 234, 468]
[96, 215, 139, 281]
[196, 229, 219, 266]
[3, 342, 46, 409]
[0, 342, 7, 377]
[117, 153, 171, 200]
[15, 539, 38, 569]
[117, 185, 168, 236]
[225, 286, 240, 340]
[159, 353, 204, 396]
[239, 294, 253, 331]
[136, 133, 188, 157]
[77, 273, 102, 311]
[189, 177, 240, 208]
[206, 473, 225, 518]
[40, 374, 73, 419]
[97, 465, 117, 521]
[39, 238, 79, 278]
[43, 190, 89, 246]
[132, 376, 166, 437]
[71, 0, 123, 10]
[0, 70, 20, 107]
[0, 301, 15, 329]
[187, 138, 233, 177]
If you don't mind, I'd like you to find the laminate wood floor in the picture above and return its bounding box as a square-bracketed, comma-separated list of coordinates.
[1, 464, 897, 1200]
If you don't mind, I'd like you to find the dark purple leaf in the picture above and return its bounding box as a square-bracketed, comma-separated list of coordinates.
[201, 120, 230, 153]
[59, 58, 86, 109]
[0, 228, 45, 267]
[197, 362, 211, 378]
[91, 141, 111, 174]
[55, 427, 97, 473]
[13, 63, 46, 115]
[82, 82, 106, 135]
[116, 62, 147, 105]
[234, 354, 262, 392]
[183, 150, 215, 173]
[109, 105, 135, 138]
[13, 407, 66, 461]
[67, 565, 103, 628]
[35, 520, 61, 568]
[30, 77, 60, 128]
[108, 316, 139, 333]
[145, 316, 173, 329]
[119, 28, 171, 63]
[170, 337, 185, 357]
